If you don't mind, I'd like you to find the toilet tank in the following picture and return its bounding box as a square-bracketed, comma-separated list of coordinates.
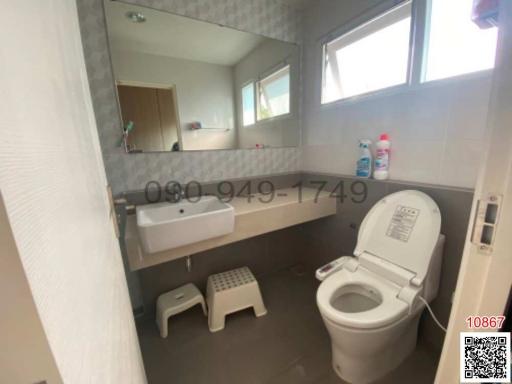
[422, 234, 446, 303]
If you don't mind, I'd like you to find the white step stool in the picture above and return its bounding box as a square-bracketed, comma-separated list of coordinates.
[156, 283, 207, 338]
[206, 267, 267, 332]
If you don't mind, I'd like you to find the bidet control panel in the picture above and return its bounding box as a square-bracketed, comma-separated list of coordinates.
[315, 256, 353, 281]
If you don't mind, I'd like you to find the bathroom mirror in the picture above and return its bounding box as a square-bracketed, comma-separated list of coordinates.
[104, 1, 300, 152]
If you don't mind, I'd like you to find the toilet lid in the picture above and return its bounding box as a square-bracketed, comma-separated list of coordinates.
[354, 190, 441, 285]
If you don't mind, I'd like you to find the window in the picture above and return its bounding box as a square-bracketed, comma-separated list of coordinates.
[257, 65, 290, 120]
[241, 65, 291, 126]
[424, 0, 498, 82]
[321, 0, 498, 104]
[242, 83, 255, 126]
[322, 2, 412, 103]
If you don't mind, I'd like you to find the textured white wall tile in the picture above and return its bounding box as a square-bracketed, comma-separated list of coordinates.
[0, 1, 146, 383]
[105, 147, 299, 192]
[388, 139, 445, 185]
[77, 0, 302, 194]
[438, 139, 484, 188]
[300, 0, 492, 188]
[124, 0, 302, 42]
[301, 78, 491, 188]
[301, 144, 349, 175]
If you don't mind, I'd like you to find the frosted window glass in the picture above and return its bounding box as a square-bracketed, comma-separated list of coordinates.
[322, 3, 411, 103]
[242, 83, 255, 126]
[424, 0, 498, 82]
[258, 65, 290, 120]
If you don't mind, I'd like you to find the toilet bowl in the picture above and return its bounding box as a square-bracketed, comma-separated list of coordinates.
[316, 190, 445, 384]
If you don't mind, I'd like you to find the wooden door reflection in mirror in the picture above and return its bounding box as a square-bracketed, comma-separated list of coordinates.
[117, 84, 181, 152]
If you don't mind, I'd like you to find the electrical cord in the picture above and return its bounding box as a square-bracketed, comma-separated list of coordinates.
[418, 296, 447, 333]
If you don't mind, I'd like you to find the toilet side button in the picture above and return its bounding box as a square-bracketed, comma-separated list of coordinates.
[320, 264, 334, 273]
[316, 257, 353, 281]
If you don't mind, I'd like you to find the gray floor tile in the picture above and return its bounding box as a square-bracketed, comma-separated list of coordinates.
[137, 268, 440, 384]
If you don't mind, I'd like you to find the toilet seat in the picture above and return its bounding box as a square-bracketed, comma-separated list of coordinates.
[317, 267, 409, 329]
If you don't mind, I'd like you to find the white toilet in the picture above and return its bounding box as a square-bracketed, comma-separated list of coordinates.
[316, 190, 445, 384]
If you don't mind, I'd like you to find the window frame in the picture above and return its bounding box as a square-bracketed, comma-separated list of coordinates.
[241, 81, 256, 127]
[256, 64, 291, 123]
[320, 0, 496, 108]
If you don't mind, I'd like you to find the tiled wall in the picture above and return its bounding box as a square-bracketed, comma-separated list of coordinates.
[76, 0, 302, 195]
[105, 148, 299, 192]
[300, 0, 492, 189]
[0, 1, 145, 382]
[122, 0, 302, 43]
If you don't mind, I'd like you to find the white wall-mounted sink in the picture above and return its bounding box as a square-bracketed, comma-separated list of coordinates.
[136, 196, 235, 254]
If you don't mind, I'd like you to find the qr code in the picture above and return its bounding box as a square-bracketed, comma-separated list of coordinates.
[460, 332, 511, 383]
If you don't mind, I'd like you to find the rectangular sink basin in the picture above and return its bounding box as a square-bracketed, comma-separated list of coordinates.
[136, 196, 234, 254]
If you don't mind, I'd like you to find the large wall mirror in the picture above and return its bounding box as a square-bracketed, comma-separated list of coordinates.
[104, 1, 300, 153]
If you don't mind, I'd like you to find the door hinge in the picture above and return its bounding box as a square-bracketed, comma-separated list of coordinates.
[471, 193, 502, 254]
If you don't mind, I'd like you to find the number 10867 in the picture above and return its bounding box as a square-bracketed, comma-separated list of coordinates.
[466, 316, 506, 329]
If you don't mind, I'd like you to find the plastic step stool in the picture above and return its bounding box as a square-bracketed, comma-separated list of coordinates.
[206, 267, 267, 332]
[156, 283, 207, 338]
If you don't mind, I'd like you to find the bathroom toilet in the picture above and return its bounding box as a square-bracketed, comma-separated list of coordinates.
[316, 190, 445, 384]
